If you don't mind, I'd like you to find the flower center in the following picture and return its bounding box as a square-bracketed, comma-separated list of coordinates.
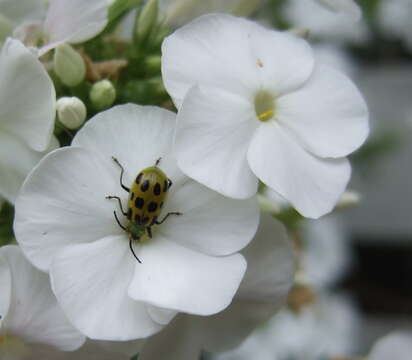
[254, 91, 275, 122]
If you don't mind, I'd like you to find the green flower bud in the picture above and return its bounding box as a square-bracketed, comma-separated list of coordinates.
[90, 80, 116, 110]
[135, 0, 158, 41]
[56, 97, 87, 130]
[53, 43, 86, 87]
[144, 55, 161, 74]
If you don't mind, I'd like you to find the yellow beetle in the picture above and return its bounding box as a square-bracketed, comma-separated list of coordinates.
[106, 157, 181, 263]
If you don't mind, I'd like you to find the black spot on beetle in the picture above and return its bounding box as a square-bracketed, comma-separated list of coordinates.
[153, 183, 161, 196]
[141, 180, 150, 192]
[136, 173, 143, 184]
[148, 202, 158, 212]
[135, 197, 144, 209]
[142, 216, 150, 225]
[135, 214, 141, 224]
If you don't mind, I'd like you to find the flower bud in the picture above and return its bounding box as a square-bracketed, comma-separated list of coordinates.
[56, 97, 87, 130]
[135, 0, 158, 41]
[90, 80, 116, 110]
[53, 43, 86, 87]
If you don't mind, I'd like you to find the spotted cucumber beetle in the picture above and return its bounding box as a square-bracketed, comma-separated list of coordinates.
[106, 157, 182, 263]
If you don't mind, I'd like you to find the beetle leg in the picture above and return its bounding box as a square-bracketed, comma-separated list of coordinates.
[155, 212, 182, 225]
[129, 237, 142, 264]
[167, 178, 173, 189]
[112, 156, 130, 193]
[113, 211, 127, 231]
[106, 195, 127, 216]
[147, 226, 153, 238]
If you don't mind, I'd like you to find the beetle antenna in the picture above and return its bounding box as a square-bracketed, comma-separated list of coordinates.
[129, 238, 142, 264]
[155, 157, 162, 166]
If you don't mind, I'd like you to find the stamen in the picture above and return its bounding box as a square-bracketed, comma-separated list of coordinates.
[258, 109, 274, 121]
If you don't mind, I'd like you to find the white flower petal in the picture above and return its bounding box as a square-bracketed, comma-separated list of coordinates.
[146, 305, 177, 326]
[42, 0, 108, 50]
[175, 85, 258, 199]
[237, 214, 294, 302]
[277, 64, 369, 158]
[162, 13, 314, 108]
[14, 147, 122, 271]
[370, 332, 412, 360]
[0, 245, 85, 351]
[158, 179, 259, 256]
[0, 133, 54, 204]
[128, 237, 247, 316]
[162, 14, 260, 107]
[50, 236, 162, 341]
[0, 38, 55, 152]
[247, 122, 351, 218]
[73, 104, 186, 189]
[0, 0, 47, 25]
[0, 255, 11, 330]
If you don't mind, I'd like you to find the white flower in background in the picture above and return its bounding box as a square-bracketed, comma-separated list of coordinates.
[11, 0, 108, 56]
[214, 294, 360, 360]
[283, 0, 369, 44]
[0, 245, 85, 359]
[301, 214, 352, 289]
[139, 214, 295, 360]
[369, 332, 412, 360]
[378, 0, 412, 51]
[162, 14, 369, 218]
[14, 104, 259, 341]
[0, 38, 56, 204]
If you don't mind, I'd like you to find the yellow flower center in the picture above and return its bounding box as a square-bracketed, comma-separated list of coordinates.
[254, 91, 275, 122]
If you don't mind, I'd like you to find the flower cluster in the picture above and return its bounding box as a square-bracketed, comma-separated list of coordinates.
[0, 0, 370, 359]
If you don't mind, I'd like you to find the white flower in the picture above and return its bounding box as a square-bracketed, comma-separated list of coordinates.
[0, 38, 56, 204]
[12, 0, 108, 56]
[0, 245, 85, 359]
[14, 104, 259, 341]
[301, 214, 352, 289]
[378, 0, 412, 51]
[138, 214, 295, 360]
[162, 14, 369, 218]
[283, 0, 368, 44]
[369, 332, 412, 360]
[214, 294, 360, 360]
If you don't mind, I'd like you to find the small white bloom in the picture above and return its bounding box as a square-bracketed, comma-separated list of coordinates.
[56, 97, 87, 130]
[14, 104, 259, 341]
[0, 245, 85, 359]
[0, 38, 56, 204]
[162, 14, 369, 218]
[283, 0, 369, 44]
[139, 214, 295, 360]
[369, 332, 412, 360]
[12, 0, 108, 56]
